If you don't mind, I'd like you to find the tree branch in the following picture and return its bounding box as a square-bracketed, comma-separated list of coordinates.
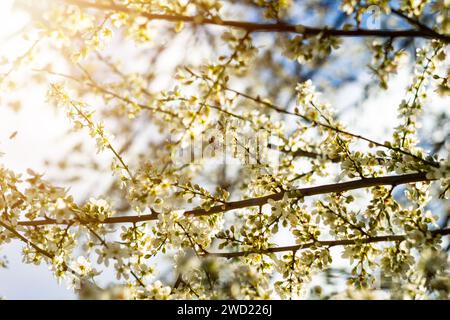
[391, 8, 439, 37]
[184, 69, 440, 168]
[62, 0, 450, 42]
[205, 228, 450, 258]
[18, 172, 433, 226]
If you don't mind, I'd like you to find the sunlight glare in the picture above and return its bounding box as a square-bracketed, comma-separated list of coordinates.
[0, 0, 23, 40]
[0, 0, 15, 38]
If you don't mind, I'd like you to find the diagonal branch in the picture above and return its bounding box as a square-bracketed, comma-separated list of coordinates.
[391, 8, 439, 37]
[18, 172, 433, 226]
[185, 68, 440, 168]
